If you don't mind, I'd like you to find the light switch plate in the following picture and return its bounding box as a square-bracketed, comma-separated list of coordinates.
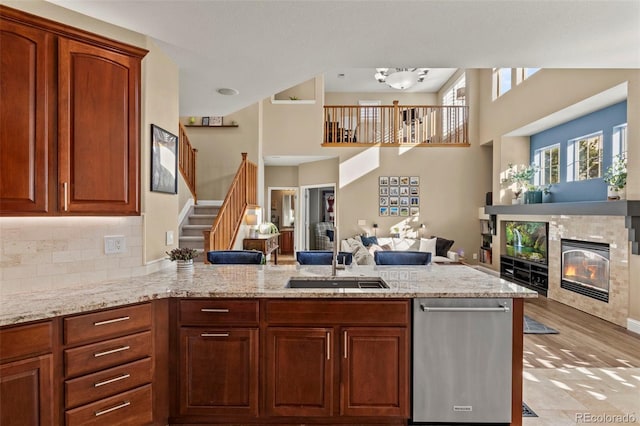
[104, 235, 126, 254]
[166, 231, 174, 245]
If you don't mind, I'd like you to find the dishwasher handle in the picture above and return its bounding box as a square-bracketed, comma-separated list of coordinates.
[420, 304, 510, 313]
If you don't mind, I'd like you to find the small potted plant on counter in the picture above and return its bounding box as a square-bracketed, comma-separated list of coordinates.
[502, 163, 539, 204]
[603, 154, 627, 200]
[167, 247, 199, 271]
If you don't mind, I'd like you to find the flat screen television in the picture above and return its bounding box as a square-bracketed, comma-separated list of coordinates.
[504, 221, 548, 264]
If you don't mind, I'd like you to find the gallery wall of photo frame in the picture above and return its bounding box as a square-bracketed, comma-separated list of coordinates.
[379, 176, 420, 216]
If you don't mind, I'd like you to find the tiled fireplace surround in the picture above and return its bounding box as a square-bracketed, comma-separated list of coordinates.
[506, 215, 630, 326]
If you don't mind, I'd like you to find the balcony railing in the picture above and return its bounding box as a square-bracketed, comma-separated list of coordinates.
[323, 101, 469, 147]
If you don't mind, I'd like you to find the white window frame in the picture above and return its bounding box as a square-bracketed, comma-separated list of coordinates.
[493, 68, 512, 99]
[359, 100, 381, 121]
[517, 68, 540, 84]
[567, 132, 603, 182]
[534, 144, 560, 185]
[612, 123, 628, 159]
[441, 74, 466, 139]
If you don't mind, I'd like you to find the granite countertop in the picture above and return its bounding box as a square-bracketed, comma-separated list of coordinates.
[0, 263, 536, 327]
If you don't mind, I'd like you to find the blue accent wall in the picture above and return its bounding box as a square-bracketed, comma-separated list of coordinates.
[530, 101, 627, 202]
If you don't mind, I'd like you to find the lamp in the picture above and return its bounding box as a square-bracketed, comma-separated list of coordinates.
[420, 223, 426, 238]
[372, 223, 378, 237]
[245, 213, 258, 238]
[374, 68, 428, 90]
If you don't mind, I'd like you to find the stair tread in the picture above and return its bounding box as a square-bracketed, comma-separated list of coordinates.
[182, 224, 211, 228]
[179, 236, 205, 241]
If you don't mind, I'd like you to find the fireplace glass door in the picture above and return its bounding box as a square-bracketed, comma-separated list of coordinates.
[561, 239, 610, 301]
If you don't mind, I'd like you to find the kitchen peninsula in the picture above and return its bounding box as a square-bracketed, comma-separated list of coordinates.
[0, 263, 535, 426]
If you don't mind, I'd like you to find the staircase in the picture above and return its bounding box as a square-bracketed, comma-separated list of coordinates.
[178, 202, 221, 253]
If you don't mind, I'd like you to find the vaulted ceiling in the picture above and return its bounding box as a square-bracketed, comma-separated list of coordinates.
[47, 0, 640, 116]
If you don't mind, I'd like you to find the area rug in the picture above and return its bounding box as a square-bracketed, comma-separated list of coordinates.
[522, 402, 538, 417]
[524, 315, 559, 334]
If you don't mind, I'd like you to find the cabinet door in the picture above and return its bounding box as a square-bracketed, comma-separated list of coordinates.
[58, 37, 140, 215]
[340, 327, 408, 417]
[0, 354, 54, 425]
[0, 18, 54, 214]
[265, 327, 333, 417]
[179, 327, 258, 416]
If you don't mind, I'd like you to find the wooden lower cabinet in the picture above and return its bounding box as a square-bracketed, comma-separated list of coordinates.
[0, 354, 54, 426]
[340, 327, 408, 417]
[264, 327, 334, 417]
[178, 327, 259, 416]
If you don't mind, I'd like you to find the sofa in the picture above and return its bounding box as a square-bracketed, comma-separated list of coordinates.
[341, 235, 456, 265]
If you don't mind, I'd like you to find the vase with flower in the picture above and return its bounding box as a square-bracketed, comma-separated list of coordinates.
[603, 154, 627, 200]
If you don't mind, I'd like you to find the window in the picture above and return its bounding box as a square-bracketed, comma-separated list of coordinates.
[612, 124, 628, 158]
[518, 68, 540, 82]
[567, 132, 603, 182]
[359, 100, 380, 121]
[534, 144, 560, 185]
[441, 74, 466, 106]
[441, 74, 466, 139]
[493, 68, 512, 98]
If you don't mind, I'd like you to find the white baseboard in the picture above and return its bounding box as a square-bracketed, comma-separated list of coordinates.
[627, 318, 640, 335]
[198, 199, 223, 207]
[178, 198, 194, 227]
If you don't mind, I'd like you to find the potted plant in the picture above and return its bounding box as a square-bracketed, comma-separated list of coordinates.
[603, 154, 627, 200]
[166, 247, 199, 270]
[502, 163, 539, 204]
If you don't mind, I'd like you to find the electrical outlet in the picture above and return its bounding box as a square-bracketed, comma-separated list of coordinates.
[104, 235, 126, 254]
[166, 231, 174, 245]
[472, 253, 478, 260]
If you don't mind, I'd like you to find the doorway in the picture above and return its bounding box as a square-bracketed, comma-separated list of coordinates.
[299, 184, 335, 250]
[267, 187, 298, 255]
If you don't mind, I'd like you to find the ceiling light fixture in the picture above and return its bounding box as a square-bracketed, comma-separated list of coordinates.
[217, 88, 239, 96]
[374, 68, 428, 90]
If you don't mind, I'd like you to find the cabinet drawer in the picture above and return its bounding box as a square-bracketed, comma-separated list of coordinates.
[65, 357, 152, 409]
[64, 303, 151, 346]
[265, 299, 410, 325]
[65, 384, 152, 426]
[0, 321, 52, 362]
[179, 299, 259, 326]
[64, 331, 152, 378]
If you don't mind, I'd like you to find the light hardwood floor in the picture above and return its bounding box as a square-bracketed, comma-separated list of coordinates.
[522, 297, 640, 425]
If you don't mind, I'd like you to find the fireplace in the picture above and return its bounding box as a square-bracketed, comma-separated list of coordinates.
[561, 239, 610, 302]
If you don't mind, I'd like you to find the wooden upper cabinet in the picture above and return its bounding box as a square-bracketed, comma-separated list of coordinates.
[0, 6, 146, 216]
[0, 18, 54, 214]
[58, 38, 141, 215]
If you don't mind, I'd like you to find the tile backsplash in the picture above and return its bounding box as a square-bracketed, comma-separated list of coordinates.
[0, 216, 167, 295]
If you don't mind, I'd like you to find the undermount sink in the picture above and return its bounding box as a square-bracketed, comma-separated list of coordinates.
[286, 277, 389, 289]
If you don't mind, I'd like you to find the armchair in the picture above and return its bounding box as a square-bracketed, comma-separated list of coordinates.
[312, 221, 335, 250]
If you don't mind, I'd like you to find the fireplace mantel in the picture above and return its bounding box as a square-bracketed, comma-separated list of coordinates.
[485, 200, 640, 255]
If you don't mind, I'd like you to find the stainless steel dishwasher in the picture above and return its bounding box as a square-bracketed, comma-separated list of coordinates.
[412, 298, 512, 424]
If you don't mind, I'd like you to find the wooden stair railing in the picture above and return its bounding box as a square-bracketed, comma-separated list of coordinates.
[178, 123, 198, 203]
[323, 101, 469, 147]
[203, 153, 257, 262]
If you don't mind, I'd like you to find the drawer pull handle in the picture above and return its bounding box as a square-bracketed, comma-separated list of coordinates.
[94, 401, 130, 417]
[344, 331, 348, 359]
[326, 332, 331, 361]
[200, 308, 229, 313]
[94, 345, 130, 358]
[63, 182, 68, 211]
[94, 373, 131, 388]
[201, 333, 230, 337]
[94, 316, 130, 326]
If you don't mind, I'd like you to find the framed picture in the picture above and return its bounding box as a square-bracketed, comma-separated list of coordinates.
[379, 176, 389, 186]
[400, 207, 410, 217]
[389, 187, 399, 196]
[400, 197, 409, 206]
[389, 197, 399, 206]
[390, 207, 399, 216]
[210, 116, 223, 126]
[379, 196, 389, 206]
[389, 176, 399, 186]
[201, 116, 209, 126]
[379, 206, 389, 216]
[410, 196, 420, 206]
[410, 186, 419, 195]
[151, 124, 178, 194]
[399, 186, 409, 196]
[410, 176, 420, 185]
[410, 207, 420, 216]
[400, 176, 410, 185]
[379, 186, 389, 196]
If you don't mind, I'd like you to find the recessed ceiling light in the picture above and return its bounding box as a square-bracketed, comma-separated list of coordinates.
[217, 88, 239, 96]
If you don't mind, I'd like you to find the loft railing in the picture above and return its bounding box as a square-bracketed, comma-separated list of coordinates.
[203, 153, 257, 262]
[323, 101, 469, 147]
[178, 123, 198, 203]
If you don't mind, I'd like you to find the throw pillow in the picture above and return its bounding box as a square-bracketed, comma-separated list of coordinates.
[431, 236, 455, 257]
[360, 236, 378, 247]
[326, 229, 334, 242]
[418, 237, 437, 257]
